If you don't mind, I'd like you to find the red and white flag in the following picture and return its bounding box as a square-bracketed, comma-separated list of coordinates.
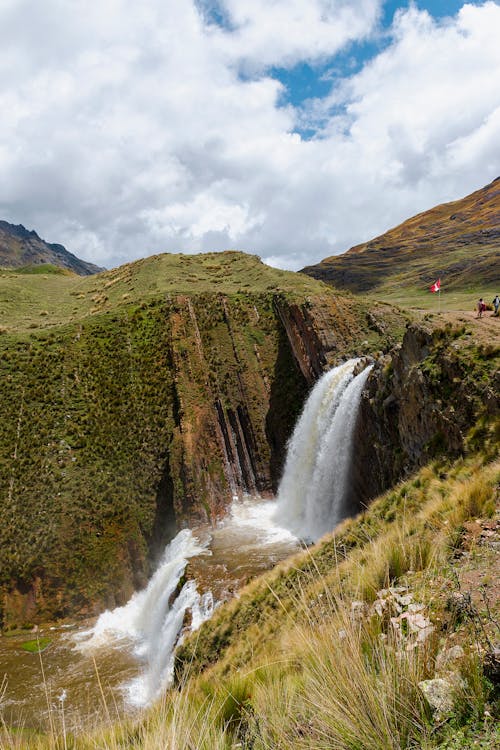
[430, 279, 441, 293]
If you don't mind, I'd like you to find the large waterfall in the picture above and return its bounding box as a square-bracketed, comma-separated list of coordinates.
[275, 359, 372, 542]
[75, 359, 370, 712]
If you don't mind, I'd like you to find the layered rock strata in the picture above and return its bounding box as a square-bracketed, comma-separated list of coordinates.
[0, 289, 390, 626]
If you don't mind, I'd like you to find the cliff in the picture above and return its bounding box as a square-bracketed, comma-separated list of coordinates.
[349, 319, 499, 511]
[3, 249, 494, 629]
[0, 251, 405, 627]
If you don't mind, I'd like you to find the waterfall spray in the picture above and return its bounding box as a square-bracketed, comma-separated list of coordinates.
[275, 359, 372, 542]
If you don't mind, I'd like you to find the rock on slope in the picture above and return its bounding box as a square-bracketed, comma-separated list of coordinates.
[0, 220, 103, 275]
[302, 178, 500, 293]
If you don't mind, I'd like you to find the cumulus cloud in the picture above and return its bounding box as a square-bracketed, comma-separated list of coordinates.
[202, 0, 382, 70]
[0, 0, 499, 270]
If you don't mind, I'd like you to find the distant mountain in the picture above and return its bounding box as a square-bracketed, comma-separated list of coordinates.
[0, 220, 104, 275]
[302, 178, 500, 293]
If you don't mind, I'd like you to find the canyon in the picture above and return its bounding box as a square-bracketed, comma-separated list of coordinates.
[0, 250, 497, 638]
[0, 252, 406, 628]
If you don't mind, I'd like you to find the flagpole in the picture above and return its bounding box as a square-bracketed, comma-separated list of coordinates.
[429, 279, 441, 309]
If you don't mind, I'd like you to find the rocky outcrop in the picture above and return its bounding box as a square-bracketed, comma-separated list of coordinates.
[274, 299, 328, 384]
[350, 322, 499, 509]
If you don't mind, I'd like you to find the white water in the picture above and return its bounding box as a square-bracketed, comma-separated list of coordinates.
[74, 502, 297, 710]
[76, 528, 212, 707]
[72, 361, 370, 711]
[226, 496, 297, 545]
[275, 359, 372, 542]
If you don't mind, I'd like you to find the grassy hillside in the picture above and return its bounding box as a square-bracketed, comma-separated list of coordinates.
[302, 178, 500, 303]
[0, 251, 407, 627]
[169, 456, 500, 750]
[0, 251, 329, 336]
[4, 452, 498, 749]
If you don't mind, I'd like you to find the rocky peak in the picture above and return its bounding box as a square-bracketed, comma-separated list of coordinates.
[0, 219, 104, 275]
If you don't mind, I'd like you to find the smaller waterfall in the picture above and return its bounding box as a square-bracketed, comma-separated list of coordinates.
[275, 359, 372, 542]
[76, 529, 212, 707]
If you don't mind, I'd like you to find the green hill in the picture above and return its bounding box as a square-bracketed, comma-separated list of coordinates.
[302, 178, 500, 303]
[0, 250, 343, 334]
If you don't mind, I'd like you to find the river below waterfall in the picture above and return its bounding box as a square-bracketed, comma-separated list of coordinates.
[0, 495, 299, 732]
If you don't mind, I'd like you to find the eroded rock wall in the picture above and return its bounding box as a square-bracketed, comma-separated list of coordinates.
[1, 287, 390, 626]
[350, 323, 499, 511]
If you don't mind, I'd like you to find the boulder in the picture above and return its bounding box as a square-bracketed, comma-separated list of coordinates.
[418, 678, 455, 719]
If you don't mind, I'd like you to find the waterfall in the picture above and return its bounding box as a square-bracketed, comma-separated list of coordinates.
[76, 528, 212, 707]
[74, 360, 370, 709]
[275, 359, 372, 542]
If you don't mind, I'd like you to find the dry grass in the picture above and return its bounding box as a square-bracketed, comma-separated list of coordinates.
[1, 457, 498, 749]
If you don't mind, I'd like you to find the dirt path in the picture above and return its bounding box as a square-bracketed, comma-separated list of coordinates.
[424, 309, 500, 346]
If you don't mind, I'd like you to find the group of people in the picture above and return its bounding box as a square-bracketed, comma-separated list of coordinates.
[477, 295, 500, 318]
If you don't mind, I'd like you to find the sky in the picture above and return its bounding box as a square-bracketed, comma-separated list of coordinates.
[0, 1, 499, 271]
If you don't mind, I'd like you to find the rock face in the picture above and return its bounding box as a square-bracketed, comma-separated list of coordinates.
[0, 220, 103, 275]
[350, 321, 499, 509]
[0, 282, 392, 627]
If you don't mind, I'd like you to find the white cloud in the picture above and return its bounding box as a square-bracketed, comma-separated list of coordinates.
[0, 1, 499, 270]
[142, 192, 263, 238]
[205, 0, 382, 70]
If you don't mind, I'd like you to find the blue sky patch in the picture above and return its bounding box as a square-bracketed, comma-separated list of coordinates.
[195, 0, 234, 30]
[268, 1, 482, 139]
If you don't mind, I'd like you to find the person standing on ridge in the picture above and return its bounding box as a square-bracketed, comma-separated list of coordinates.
[492, 294, 499, 316]
[477, 298, 485, 318]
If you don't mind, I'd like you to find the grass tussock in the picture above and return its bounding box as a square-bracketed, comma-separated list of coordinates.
[253, 611, 432, 749]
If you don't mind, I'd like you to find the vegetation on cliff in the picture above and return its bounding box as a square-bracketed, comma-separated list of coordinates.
[0, 251, 406, 627]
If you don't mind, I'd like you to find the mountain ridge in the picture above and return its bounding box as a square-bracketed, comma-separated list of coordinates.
[301, 178, 500, 294]
[0, 219, 104, 276]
